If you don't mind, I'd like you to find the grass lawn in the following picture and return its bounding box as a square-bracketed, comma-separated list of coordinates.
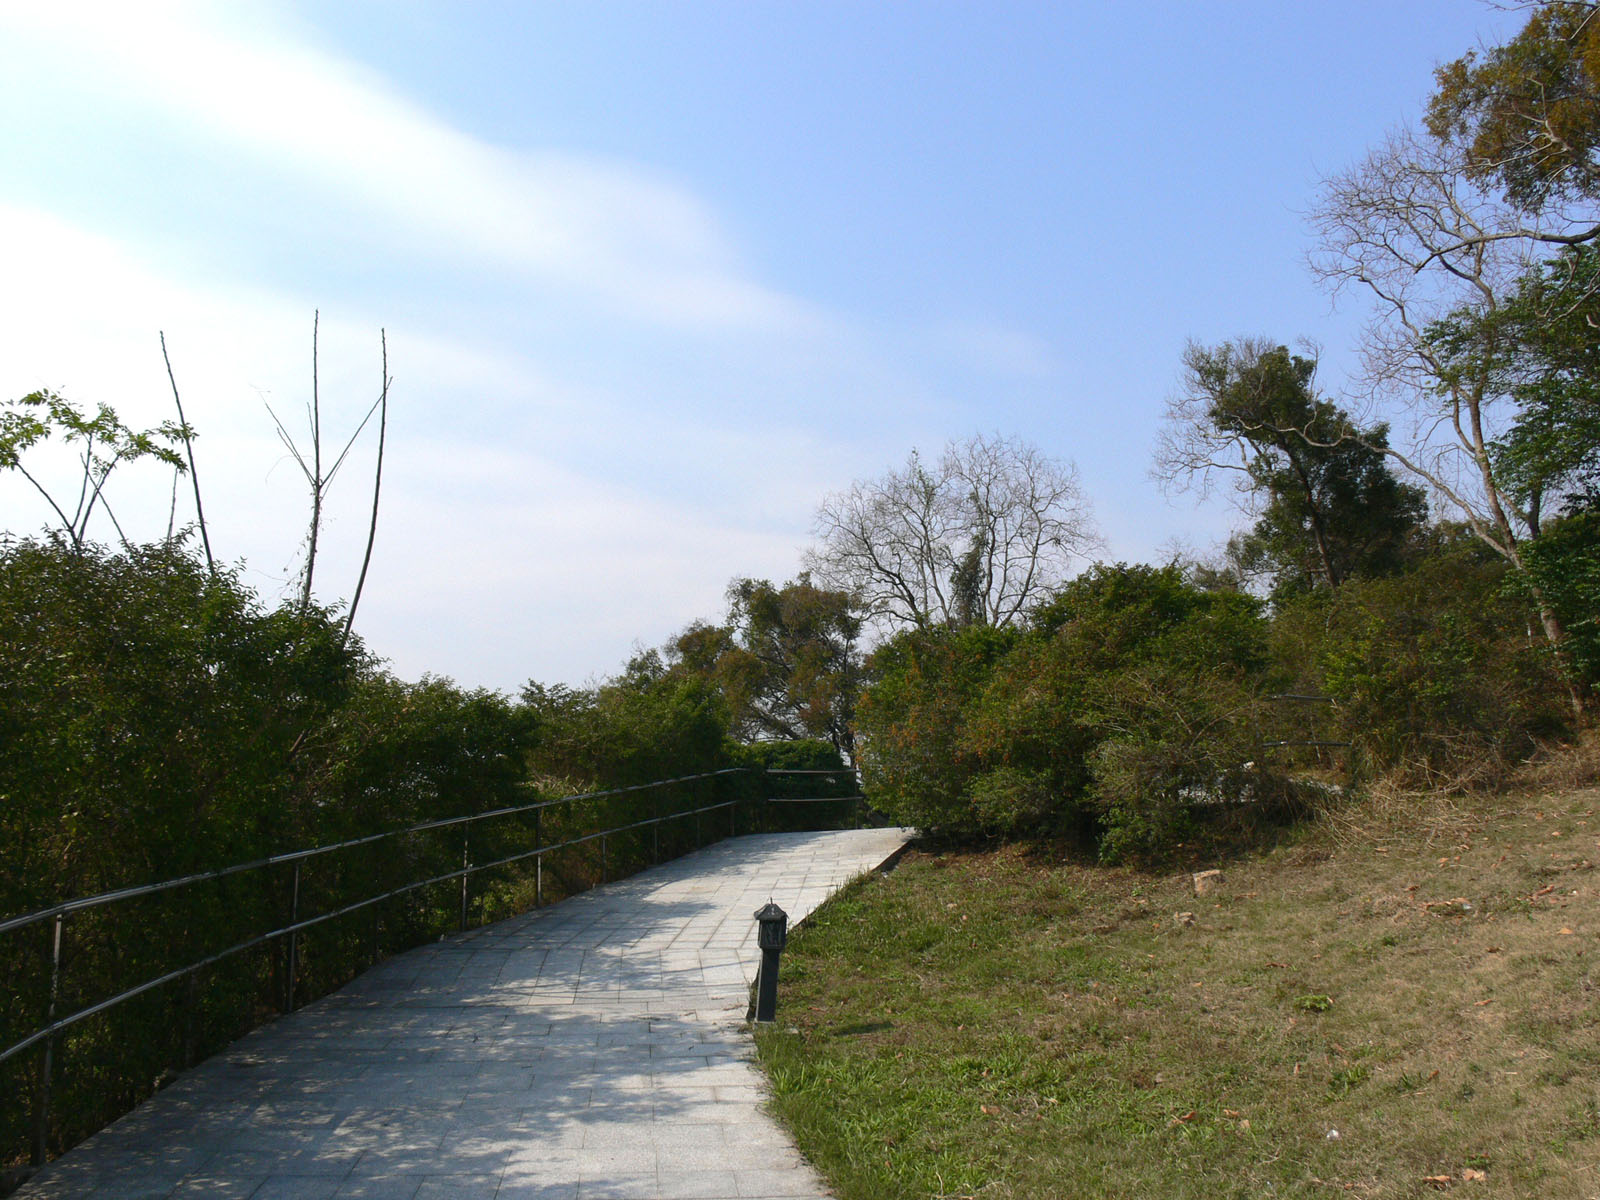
[754, 782, 1600, 1199]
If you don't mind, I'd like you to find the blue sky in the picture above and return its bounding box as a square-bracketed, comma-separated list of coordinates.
[0, 1, 1523, 691]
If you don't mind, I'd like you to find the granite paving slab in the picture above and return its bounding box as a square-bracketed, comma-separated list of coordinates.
[16, 828, 912, 1200]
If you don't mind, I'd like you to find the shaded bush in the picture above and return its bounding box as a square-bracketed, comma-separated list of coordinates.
[732, 738, 858, 832]
[0, 538, 541, 1166]
[1271, 534, 1572, 782]
[0, 537, 357, 915]
[1518, 509, 1600, 696]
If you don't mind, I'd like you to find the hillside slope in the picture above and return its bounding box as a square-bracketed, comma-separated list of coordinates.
[756, 782, 1600, 1199]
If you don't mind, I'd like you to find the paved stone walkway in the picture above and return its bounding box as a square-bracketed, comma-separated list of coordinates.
[17, 828, 912, 1200]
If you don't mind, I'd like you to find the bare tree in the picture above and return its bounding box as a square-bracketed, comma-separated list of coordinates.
[264, 312, 389, 621]
[340, 330, 389, 649]
[807, 432, 1097, 632]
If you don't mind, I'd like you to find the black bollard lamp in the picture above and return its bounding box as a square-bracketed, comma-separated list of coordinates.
[755, 901, 788, 951]
[752, 900, 788, 1021]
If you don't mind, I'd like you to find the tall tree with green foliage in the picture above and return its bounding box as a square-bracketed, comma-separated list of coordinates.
[1310, 5, 1600, 711]
[670, 575, 864, 761]
[1488, 245, 1599, 519]
[1159, 340, 1427, 597]
[1427, 1, 1600, 220]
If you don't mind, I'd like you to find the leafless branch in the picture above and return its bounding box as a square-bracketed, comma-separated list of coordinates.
[341, 330, 389, 650]
[161, 331, 213, 573]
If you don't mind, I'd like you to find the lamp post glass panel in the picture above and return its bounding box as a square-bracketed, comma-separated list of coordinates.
[753, 902, 788, 1022]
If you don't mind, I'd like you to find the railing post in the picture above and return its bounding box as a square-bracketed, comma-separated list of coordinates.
[600, 833, 608, 884]
[459, 828, 470, 931]
[32, 912, 64, 1167]
[534, 808, 543, 907]
[652, 795, 660, 863]
[285, 861, 301, 1013]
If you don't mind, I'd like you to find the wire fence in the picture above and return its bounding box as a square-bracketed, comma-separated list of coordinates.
[1, 763, 866, 1168]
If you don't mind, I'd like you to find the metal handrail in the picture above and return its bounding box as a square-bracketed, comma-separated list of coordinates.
[765, 794, 867, 803]
[0, 795, 748, 1069]
[0, 767, 748, 937]
[3, 759, 863, 1166]
[0, 765, 762, 1170]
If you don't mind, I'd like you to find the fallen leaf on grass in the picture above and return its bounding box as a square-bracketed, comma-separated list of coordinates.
[980, 1104, 1000, 1115]
[1423, 1175, 1453, 1187]
[1559, 927, 1574, 935]
[1462, 1168, 1487, 1182]
[1169, 1110, 1197, 1125]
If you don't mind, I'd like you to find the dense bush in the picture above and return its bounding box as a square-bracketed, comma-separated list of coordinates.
[0, 537, 541, 1166]
[852, 623, 1019, 835]
[733, 737, 857, 831]
[1271, 534, 1572, 782]
[0, 537, 358, 914]
[1518, 509, 1600, 696]
[521, 650, 730, 789]
[857, 565, 1288, 855]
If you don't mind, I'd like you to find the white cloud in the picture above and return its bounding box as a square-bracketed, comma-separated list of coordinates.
[2, 0, 822, 333]
[0, 200, 832, 687]
[0, 3, 1107, 689]
[346, 441, 808, 688]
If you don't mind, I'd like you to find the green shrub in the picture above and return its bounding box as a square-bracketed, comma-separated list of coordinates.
[963, 766, 1060, 836]
[853, 623, 1019, 836]
[1518, 509, 1600, 694]
[1085, 660, 1286, 862]
[733, 738, 856, 831]
[0, 537, 544, 1165]
[1272, 536, 1571, 781]
[856, 565, 1285, 855]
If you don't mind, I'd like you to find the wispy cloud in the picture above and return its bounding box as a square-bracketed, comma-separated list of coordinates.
[4, 0, 821, 333]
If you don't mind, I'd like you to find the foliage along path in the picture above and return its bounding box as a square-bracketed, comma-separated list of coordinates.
[16, 828, 912, 1200]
